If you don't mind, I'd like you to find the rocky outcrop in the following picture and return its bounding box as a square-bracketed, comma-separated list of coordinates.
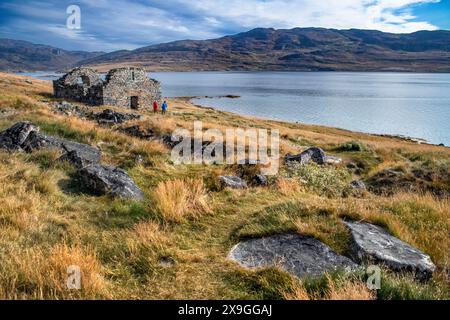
[78, 164, 144, 200]
[94, 109, 141, 125]
[229, 233, 357, 279]
[220, 176, 248, 189]
[0, 121, 102, 165]
[0, 121, 39, 151]
[285, 147, 342, 166]
[119, 125, 154, 140]
[285, 147, 326, 165]
[344, 221, 436, 280]
[0, 122, 143, 200]
[52, 101, 92, 118]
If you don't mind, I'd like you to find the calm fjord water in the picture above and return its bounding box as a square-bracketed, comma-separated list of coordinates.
[22, 71, 450, 145]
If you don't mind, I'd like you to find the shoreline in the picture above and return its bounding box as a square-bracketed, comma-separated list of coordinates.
[8, 72, 450, 148]
[182, 95, 447, 148]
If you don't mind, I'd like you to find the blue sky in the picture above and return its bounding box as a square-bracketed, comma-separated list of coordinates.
[0, 0, 449, 52]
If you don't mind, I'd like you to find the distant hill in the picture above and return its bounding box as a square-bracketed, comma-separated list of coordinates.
[79, 28, 450, 72]
[0, 39, 104, 71]
[2, 28, 450, 72]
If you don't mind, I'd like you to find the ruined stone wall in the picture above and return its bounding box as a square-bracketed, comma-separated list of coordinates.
[53, 68, 104, 105]
[53, 67, 162, 109]
[102, 67, 162, 110]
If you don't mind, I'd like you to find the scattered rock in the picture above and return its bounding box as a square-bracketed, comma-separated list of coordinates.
[220, 176, 248, 189]
[162, 134, 225, 158]
[344, 221, 436, 280]
[253, 174, 268, 186]
[324, 155, 342, 165]
[0, 121, 39, 151]
[25, 79, 33, 84]
[350, 180, 366, 190]
[119, 125, 154, 140]
[58, 145, 102, 169]
[285, 147, 326, 165]
[0, 122, 143, 200]
[94, 109, 141, 125]
[52, 101, 92, 118]
[286, 147, 343, 167]
[18, 130, 102, 167]
[20, 130, 62, 152]
[229, 233, 358, 279]
[78, 164, 144, 200]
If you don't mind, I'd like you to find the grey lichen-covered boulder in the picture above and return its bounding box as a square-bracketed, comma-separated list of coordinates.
[0, 122, 102, 167]
[220, 176, 248, 189]
[58, 147, 101, 169]
[0, 122, 143, 200]
[20, 130, 102, 167]
[285, 147, 326, 165]
[344, 221, 436, 280]
[0, 121, 39, 151]
[78, 164, 144, 200]
[229, 233, 358, 279]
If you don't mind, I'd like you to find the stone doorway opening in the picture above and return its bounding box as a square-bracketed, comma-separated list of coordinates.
[130, 96, 139, 109]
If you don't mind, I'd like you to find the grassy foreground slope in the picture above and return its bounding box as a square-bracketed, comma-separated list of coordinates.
[0, 72, 449, 300]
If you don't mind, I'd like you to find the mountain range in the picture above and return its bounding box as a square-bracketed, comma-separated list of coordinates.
[2, 28, 450, 72]
[0, 39, 104, 71]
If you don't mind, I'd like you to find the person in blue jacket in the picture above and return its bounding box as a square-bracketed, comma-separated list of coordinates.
[161, 100, 168, 114]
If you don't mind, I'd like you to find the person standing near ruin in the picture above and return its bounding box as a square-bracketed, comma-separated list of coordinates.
[161, 100, 168, 115]
[153, 101, 158, 113]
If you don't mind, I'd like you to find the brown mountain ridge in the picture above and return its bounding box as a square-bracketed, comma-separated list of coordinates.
[2, 28, 450, 72]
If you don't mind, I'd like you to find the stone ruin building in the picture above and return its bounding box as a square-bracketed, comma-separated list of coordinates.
[53, 67, 162, 110]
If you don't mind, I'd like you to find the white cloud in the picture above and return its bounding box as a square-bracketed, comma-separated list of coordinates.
[183, 0, 440, 33]
[0, 0, 442, 51]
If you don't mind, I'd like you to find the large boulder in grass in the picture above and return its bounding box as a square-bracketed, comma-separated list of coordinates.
[0, 122, 101, 166]
[78, 164, 144, 200]
[0, 121, 39, 151]
[229, 233, 358, 279]
[285, 147, 327, 165]
[220, 176, 247, 189]
[20, 131, 101, 167]
[344, 221, 436, 280]
[0, 122, 143, 200]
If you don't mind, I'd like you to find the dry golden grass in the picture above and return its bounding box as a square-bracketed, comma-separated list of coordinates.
[0, 243, 107, 299]
[154, 178, 212, 223]
[283, 276, 375, 301]
[272, 177, 304, 196]
[0, 72, 449, 300]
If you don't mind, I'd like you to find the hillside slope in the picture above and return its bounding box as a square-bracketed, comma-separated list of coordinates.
[0, 38, 104, 71]
[0, 72, 449, 299]
[80, 28, 450, 72]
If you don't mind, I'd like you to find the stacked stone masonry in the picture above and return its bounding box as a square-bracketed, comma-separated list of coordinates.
[53, 67, 162, 110]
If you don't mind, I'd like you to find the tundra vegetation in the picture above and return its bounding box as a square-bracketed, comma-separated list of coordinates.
[0, 72, 449, 300]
